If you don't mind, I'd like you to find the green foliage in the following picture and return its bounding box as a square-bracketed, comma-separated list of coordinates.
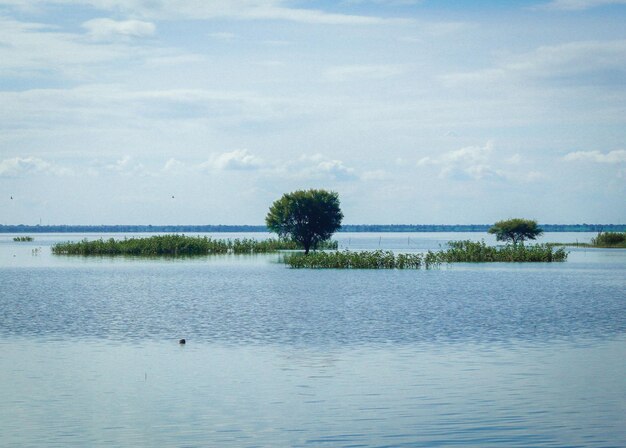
[266, 189, 343, 254]
[442, 240, 567, 262]
[52, 235, 338, 256]
[285, 250, 440, 269]
[488, 218, 543, 245]
[13, 236, 34, 242]
[591, 232, 626, 247]
[284, 241, 567, 269]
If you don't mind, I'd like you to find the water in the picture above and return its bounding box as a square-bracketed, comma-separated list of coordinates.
[1, 233, 625, 447]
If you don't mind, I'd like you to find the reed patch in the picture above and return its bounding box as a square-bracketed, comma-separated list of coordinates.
[284, 241, 568, 269]
[591, 232, 626, 248]
[13, 236, 34, 242]
[52, 235, 338, 256]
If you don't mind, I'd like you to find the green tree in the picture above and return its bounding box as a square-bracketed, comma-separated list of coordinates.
[266, 189, 343, 254]
[488, 218, 543, 245]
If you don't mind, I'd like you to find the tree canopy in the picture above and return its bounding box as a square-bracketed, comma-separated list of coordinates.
[488, 218, 543, 245]
[265, 189, 343, 254]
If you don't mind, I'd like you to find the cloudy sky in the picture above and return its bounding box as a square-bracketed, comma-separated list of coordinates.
[1, 0, 625, 225]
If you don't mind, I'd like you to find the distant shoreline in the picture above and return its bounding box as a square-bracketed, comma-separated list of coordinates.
[1, 224, 624, 233]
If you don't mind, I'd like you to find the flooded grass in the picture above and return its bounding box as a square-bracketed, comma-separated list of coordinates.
[285, 250, 440, 269]
[553, 231, 626, 249]
[591, 232, 626, 248]
[13, 236, 34, 242]
[51, 234, 338, 256]
[284, 240, 568, 269]
[442, 240, 568, 262]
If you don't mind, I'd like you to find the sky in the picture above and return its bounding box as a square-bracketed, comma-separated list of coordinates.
[1, 0, 625, 225]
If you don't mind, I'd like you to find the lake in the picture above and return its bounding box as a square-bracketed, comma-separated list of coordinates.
[1, 232, 625, 447]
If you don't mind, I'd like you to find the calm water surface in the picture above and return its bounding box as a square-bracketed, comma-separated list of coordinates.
[1, 233, 625, 447]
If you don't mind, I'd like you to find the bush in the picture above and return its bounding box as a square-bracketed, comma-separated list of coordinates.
[591, 232, 626, 247]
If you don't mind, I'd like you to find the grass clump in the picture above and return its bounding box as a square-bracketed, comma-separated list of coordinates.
[441, 240, 568, 262]
[590, 232, 626, 248]
[284, 240, 567, 269]
[13, 236, 34, 242]
[554, 232, 626, 249]
[285, 250, 441, 269]
[52, 234, 338, 256]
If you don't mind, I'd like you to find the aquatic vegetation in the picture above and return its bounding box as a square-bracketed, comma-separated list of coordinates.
[13, 236, 34, 242]
[553, 232, 626, 249]
[441, 240, 568, 262]
[591, 232, 626, 248]
[285, 250, 438, 269]
[284, 241, 567, 269]
[52, 234, 338, 256]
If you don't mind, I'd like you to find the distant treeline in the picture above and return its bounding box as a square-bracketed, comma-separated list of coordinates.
[1, 224, 625, 233]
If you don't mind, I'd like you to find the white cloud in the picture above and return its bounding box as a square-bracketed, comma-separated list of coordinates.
[506, 154, 522, 165]
[0, 16, 154, 78]
[324, 64, 405, 82]
[344, 0, 422, 4]
[0, 0, 408, 25]
[417, 142, 549, 184]
[361, 169, 387, 180]
[201, 149, 264, 171]
[416, 141, 540, 182]
[142, 152, 357, 180]
[314, 158, 356, 180]
[162, 158, 186, 174]
[563, 149, 626, 163]
[144, 54, 208, 67]
[508, 40, 626, 77]
[445, 141, 493, 164]
[208, 32, 236, 41]
[443, 40, 626, 87]
[242, 5, 401, 24]
[82, 18, 156, 40]
[105, 155, 148, 175]
[0, 156, 73, 177]
[539, 0, 626, 10]
[276, 153, 357, 180]
[0, 86, 300, 133]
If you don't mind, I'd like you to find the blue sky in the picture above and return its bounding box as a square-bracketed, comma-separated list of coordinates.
[1, 0, 625, 225]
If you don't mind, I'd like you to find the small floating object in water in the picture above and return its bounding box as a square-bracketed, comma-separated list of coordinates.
[179, 338, 186, 344]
